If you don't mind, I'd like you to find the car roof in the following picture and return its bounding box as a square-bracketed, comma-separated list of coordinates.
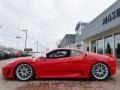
[46, 48, 85, 54]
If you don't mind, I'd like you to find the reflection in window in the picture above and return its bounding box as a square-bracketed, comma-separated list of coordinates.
[54, 51, 68, 58]
[97, 39, 103, 54]
[91, 40, 96, 53]
[104, 36, 113, 54]
[48, 52, 55, 58]
[115, 34, 120, 59]
[71, 50, 81, 56]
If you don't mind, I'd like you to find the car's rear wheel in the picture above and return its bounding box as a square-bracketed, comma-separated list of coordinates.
[91, 63, 109, 80]
[15, 64, 34, 81]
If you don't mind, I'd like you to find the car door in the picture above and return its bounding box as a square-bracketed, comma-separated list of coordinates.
[39, 49, 86, 77]
[51, 50, 86, 76]
[37, 49, 72, 77]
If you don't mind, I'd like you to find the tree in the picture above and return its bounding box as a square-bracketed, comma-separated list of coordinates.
[94, 47, 96, 53]
[106, 43, 112, 54]
[116, 43, 120, 59]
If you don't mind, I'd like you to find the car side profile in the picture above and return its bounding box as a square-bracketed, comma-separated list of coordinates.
[2, 48, 116, 81]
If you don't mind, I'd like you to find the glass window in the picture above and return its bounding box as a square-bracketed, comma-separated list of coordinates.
[46, 51, 56, 59]
[104, 35, 113, 54]
[54, 50, 69, 58]
[91, 40, 96, 53]
[70, 50, 82, 56]
[115, 33, 120, 59]
[97, 38, 103, 54]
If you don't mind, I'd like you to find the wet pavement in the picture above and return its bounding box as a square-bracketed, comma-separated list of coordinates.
[0, 59, 120, 90]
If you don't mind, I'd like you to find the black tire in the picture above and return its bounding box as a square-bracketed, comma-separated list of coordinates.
[91, 63, 109, 81]
[15, 64, 34, 81]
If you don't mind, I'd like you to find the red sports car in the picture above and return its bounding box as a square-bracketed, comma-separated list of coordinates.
[2, 48, 116, 81]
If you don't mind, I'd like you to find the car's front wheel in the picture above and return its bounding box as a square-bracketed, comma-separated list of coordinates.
[91, 63, 109, 80]
[15, 64, 34, 81]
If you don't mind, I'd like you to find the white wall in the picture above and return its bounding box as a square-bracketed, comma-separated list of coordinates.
[80, 0, 120, 40]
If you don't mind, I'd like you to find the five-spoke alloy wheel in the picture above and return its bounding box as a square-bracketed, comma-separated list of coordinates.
[15, 64, 34, 81]
[91, 63, 109, 80]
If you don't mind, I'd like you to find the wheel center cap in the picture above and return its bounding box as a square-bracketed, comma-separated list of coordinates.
[23, 71, 26, 73]
[99, 69, 102, 72]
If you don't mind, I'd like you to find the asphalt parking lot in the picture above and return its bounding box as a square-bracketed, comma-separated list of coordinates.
[0, 59, 120, 90]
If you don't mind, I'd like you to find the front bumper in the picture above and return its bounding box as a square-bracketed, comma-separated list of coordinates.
[2, 66, 14, 79]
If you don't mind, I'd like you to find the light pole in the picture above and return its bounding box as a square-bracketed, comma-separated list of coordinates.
[0, 25, 2, 28]
[16, 36, 21, 50]
[22, 30, 27, 50]
[36, 41, 38, 55]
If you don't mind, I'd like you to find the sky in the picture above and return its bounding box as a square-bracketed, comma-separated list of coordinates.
[0, 0, 117, 51]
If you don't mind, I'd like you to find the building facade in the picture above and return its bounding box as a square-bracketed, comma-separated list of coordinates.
[58, 34, 76, 48]
[79, 0, 120, 59]
[75, 22, 88, 49]
[58, 22, 87, 49]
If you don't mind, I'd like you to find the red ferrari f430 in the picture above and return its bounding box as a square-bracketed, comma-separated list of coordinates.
[2, 48, 116, 81]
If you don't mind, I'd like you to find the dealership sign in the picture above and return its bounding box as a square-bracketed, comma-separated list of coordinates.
[103, 8, 120, 25]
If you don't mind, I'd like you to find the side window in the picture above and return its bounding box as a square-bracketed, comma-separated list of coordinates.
[46, 52, 55, 59]
[54, 50, 70, 58]
[70, 50, 82, 57]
